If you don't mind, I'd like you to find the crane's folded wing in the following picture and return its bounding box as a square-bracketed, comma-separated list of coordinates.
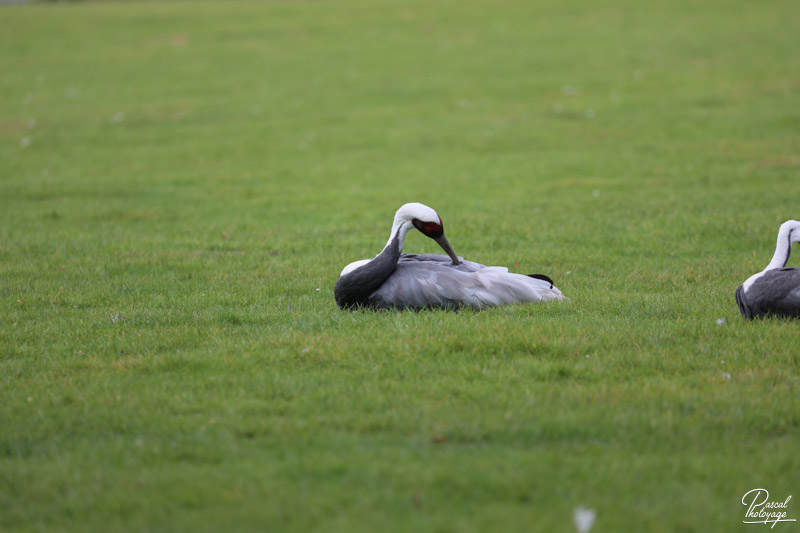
[367, 261, 561, 310]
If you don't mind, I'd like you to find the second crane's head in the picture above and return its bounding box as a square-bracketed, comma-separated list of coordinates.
[394, 203, 460, 265]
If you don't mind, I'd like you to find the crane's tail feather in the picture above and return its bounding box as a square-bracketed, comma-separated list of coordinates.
[527, 273, 554, 289]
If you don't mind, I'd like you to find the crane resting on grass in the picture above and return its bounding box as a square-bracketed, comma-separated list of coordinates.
[334, 203, 564, 310]
[736, 220, 800, 319]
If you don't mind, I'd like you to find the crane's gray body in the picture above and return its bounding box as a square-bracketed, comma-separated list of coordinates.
[336, 252, 562, 310]
[736, 268, 800, 319]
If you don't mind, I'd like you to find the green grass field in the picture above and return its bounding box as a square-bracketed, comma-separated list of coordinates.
[2, 1, 799, 531]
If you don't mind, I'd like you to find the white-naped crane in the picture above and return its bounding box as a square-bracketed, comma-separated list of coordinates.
[334, 202, 564, 310]
[736, 220, 800, 319]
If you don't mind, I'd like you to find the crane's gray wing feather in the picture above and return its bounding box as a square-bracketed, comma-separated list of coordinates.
[399, 253, 486, 272]
[741, 268, 800, 319]
[368, 262, 563, 310]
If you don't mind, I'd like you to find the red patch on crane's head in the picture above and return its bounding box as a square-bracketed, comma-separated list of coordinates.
[412, 217, 444, 238]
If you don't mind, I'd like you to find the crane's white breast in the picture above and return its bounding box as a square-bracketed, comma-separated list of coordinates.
[340, 259, 372, 277]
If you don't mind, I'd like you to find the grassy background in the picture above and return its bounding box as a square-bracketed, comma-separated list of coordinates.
[1, 1, 799, 531]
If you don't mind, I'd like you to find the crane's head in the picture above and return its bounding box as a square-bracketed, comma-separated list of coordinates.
[395, 203, 460, 265]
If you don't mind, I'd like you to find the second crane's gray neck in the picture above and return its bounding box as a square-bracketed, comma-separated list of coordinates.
[334, 230, 403, 309]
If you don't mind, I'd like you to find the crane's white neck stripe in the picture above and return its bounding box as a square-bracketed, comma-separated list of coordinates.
[341, 221, 413, 277]
[743, 226, 797, 293]
[767, 227, 794, 271]
[382, 220, 414, 254]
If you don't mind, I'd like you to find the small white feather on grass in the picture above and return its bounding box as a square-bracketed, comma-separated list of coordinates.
[573, 506, 596, 533]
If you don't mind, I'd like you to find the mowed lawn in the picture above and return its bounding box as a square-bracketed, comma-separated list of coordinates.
[1, 1, 799, 531]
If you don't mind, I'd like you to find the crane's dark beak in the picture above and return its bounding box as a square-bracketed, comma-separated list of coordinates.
[434, 234, 460, 265]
